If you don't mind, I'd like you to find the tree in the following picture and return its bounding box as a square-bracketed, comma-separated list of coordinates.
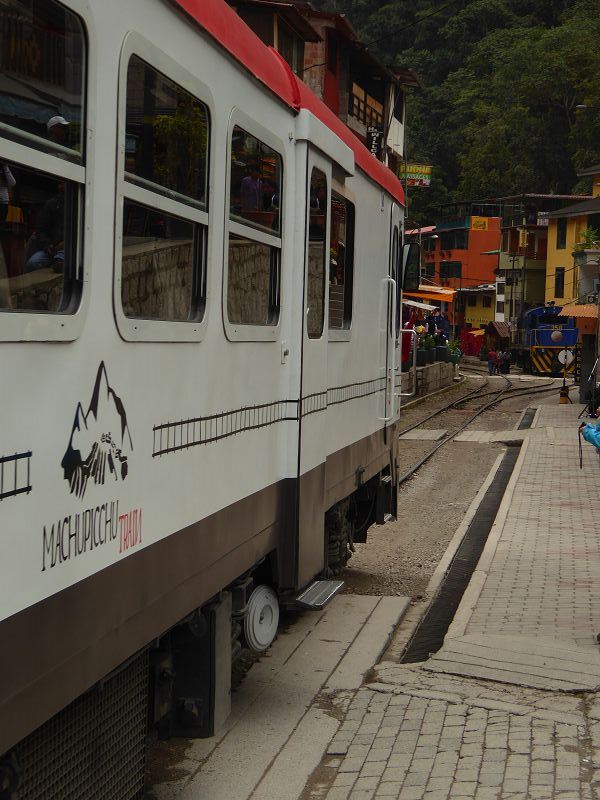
[313, 0, 600, 218]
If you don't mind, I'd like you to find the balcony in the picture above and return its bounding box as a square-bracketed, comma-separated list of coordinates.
[347, 83, 384, 138]
[574, 248, 600, 300]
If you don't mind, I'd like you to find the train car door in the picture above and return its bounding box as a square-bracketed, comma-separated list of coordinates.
[297, 150, 331, 586]
[380, 203, 402, 423]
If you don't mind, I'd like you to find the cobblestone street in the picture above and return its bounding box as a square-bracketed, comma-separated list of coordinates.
[308, 666, 597, 800]
[301, 402, 600, 800]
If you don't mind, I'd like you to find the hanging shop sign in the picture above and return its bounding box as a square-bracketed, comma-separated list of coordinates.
[471, 216, 490, 231]
[367, 126, 383, 159]
[397, 163, 432, 187]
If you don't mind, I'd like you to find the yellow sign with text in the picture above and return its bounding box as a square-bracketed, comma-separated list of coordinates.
[471, 216, 490, 231]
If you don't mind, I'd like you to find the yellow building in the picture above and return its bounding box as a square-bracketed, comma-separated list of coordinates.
[545, 164, 600, 306]
[461, 284, 496, 328]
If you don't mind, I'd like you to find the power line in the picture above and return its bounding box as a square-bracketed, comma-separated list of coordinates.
[300, 0, 467, 75]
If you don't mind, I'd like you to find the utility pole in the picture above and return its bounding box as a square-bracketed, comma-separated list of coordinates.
[517, 222, 528, 320]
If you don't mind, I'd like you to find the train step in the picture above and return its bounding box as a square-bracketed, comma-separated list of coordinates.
[295, 579, 344, 610]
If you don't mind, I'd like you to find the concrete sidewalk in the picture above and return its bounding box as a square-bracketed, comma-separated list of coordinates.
[304, 401, 600, 800]
[148, 595, 409, 800]
[428, 403, 600, 690]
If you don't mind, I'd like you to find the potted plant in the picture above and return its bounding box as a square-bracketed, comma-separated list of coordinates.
[573, 227, 600, 272]
[415, 326, 428, 367]
[423, 335, 436, 363]
[448, 338, 462, 365]
[433, 334, 448, 362]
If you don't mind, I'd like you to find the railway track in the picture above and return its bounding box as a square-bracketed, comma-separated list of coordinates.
[397, 375, 565, 487]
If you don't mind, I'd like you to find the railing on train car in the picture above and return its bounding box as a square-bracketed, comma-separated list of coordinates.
[530, 328, 578, 347]
[512, 327, 578, 347]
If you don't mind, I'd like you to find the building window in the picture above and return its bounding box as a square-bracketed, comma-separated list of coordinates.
[556, 218, 567, 250]
[0, 0, 86, 322]
[555, 267, 565, 298]
[329, 193, 355, 330]
[228, 126, 282, 326]
[497, 283, 505, 295]
[423, 263, 435, 279]
[440, 230, 468, 250]
[307, 168, 327, 339]
[482, 296, 492, 308]
[278, 18, 304, 75]
[496, 300, 504, 313]
[121, 56, 209, 324]
[327, 31, 338, 75]
[424, 237, 436, 252]
[440, 261, 462, 279]
[467, 295, 476, 307]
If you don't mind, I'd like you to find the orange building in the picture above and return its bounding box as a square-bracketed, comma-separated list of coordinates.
[420, 202, 501, 331]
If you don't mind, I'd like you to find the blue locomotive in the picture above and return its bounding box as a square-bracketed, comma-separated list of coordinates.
[514, 305, 579, 375]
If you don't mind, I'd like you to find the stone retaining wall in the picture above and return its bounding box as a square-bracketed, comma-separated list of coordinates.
[400, 361, 456, 399]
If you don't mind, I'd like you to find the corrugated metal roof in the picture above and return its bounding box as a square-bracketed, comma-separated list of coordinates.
[578, 164, 600, 177]
[487, 321, 511, 338]
[559, 303, 598, 319]
[546, 196, 600, 219]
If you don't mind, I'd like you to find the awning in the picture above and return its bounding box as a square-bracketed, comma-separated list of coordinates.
[402, 298, 437, 311]
[404, 288, 456, 303]
[560, 303, 598, 319]
[405, 226, 436, 236]
[487, 321, 511, 338]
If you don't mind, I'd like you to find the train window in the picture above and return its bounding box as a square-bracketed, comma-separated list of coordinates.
[125, 57, 209, 208]
[116, 49, 210, 339]
[229, 127, 282, 235]
[0, 0, 87, 338]
[121, 201, 204, 322]
[227, 126, 282, 330]
[227, 235, 279, 325]
[0, 0, 85, 161]
[307, 168, 327, 339]
[329, 193, 354, 330]
[0, 163, 79, 313]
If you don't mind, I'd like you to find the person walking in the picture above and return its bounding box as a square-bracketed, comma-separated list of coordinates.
[487, 349, 498, 376]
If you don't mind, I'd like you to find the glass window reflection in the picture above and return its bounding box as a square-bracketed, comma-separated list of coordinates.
[0, 161, 75, 313]
[229, 126, 282, 235]
[0, 0, 85, 159]
[125, 56, 209, 207]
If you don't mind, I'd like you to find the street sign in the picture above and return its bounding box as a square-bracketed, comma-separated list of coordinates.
[558, 349, 574, 366]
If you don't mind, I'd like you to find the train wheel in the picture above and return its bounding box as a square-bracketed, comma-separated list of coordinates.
[243, 585, 279, 652]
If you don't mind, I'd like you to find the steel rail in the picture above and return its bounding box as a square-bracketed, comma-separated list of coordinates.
[397, 378, 569, 487]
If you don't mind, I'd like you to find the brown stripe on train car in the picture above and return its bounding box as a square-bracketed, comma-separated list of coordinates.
[0, 427, 394, 756]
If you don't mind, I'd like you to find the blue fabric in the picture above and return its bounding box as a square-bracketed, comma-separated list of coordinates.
[582, 423, 600, 450]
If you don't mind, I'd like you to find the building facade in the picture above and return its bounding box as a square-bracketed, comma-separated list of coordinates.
[420, 202, 501, 331]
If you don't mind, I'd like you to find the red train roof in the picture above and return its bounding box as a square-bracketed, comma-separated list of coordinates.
[170, 0, 405, 206]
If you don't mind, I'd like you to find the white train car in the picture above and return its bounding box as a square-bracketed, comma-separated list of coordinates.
[0, 0, 419, 796]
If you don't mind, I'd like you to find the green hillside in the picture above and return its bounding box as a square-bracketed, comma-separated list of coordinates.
[311, 0, 600, 222]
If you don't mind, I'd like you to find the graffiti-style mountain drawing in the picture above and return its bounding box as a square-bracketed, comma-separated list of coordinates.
[62, 362, 133, 498]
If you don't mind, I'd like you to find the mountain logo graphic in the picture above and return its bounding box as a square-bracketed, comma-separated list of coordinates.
[61, 362, 133, 499]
